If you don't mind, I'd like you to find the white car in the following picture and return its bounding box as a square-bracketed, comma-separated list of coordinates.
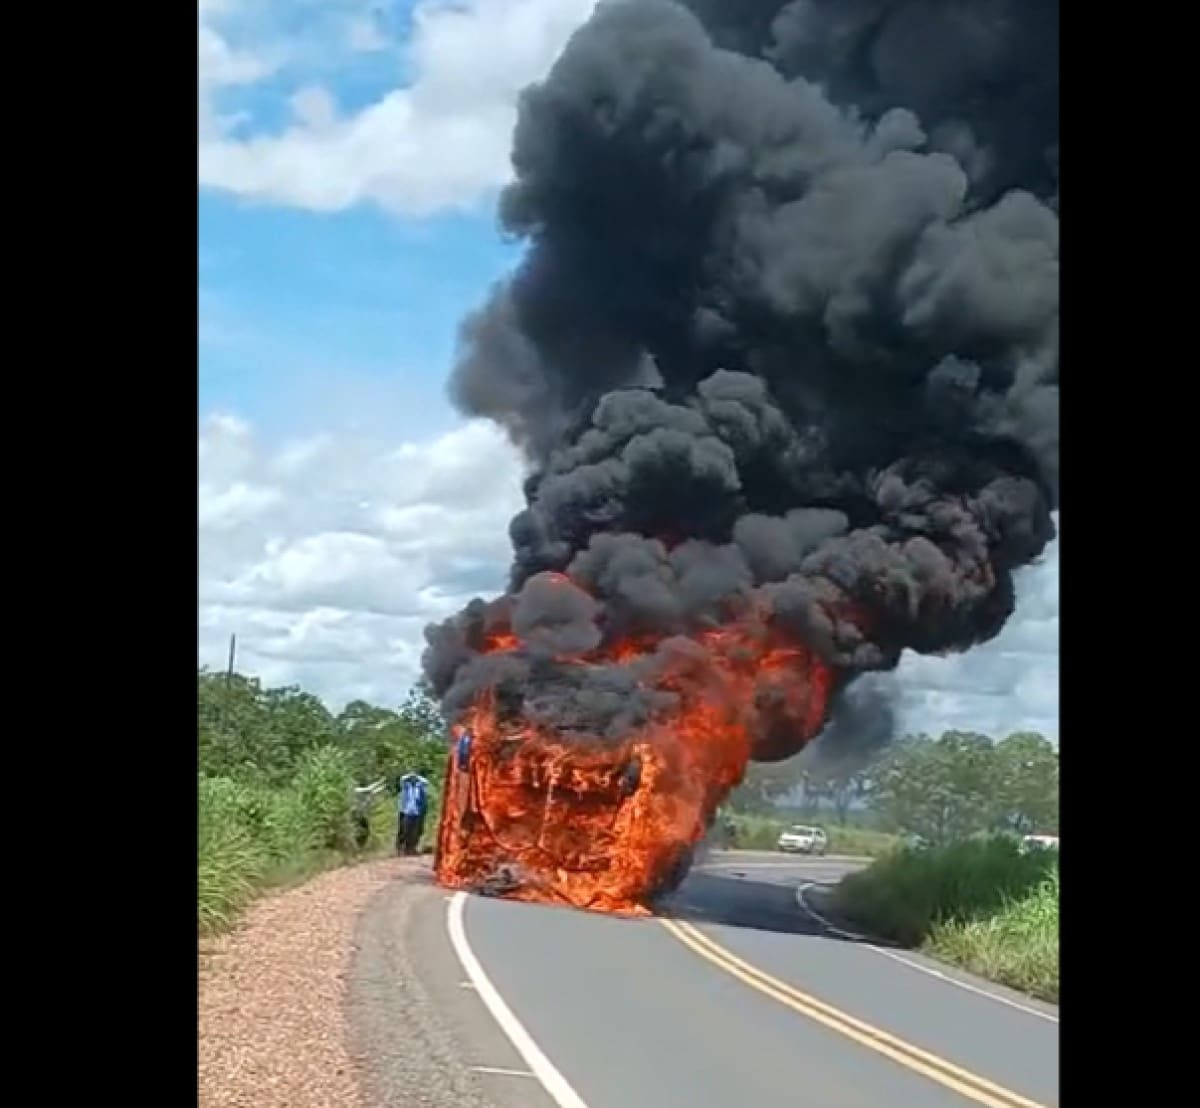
[776, 824, 828, 855]
[1020, 834, 1059, 854]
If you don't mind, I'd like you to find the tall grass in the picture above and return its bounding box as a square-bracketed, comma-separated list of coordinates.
[199, 745, 369, 935]
[928, 868, 1059, 1001]
[832, 837, 1059, 1001]
[825, 825, 903, 858]
[723, 812, 901, 857]
[198, 779, 268, 934]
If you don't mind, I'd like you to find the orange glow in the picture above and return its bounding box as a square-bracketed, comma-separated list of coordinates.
[434, 597, 836, 915]
[484, 630, 521, 653]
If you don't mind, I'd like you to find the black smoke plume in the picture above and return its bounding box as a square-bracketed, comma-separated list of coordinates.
[805, 675, 898, 772]
[424, 0, 1058, 763]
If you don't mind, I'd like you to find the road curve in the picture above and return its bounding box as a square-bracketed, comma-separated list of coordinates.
[396, 853, 1058, 1108]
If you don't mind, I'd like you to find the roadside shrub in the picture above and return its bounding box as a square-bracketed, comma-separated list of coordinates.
[726, 812, 784, 849]
[198, 776, 268, 934]
[826, 825, 902, 857]
[831, 836, 1059, 1001]
[927, 868, 1059, 1001]
[198, 746, 358, 935]
[834, 836, 1053, 944]
[290, 745, 356, 852]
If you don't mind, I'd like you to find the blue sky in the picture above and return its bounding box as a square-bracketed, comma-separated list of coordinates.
[197, 0, 1059, 741]
[199, 197, 519, 440]
[197, 0, 594, 433]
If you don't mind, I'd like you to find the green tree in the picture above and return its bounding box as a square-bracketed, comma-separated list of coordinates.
[334, 699, 402, 781]
[261, 685, 337, 769]
[399, 681, 446, 742]
[931, 730, 996, 841]
[807, 762, 874, 825]
[198, 670, 337, 783]
[871, 734, 933, 835]
[991, 732, 1059, 834]
[728, 756, 807, 813]
[198, 669, 265, 775]
[873, 732, 998, 843]
[331, 683, 449, 786]
[336, 699, 400, 732]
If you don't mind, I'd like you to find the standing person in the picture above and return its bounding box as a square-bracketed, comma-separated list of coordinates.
[455, 725, 472, 772]
[351, 777, 386, 850]
[396, 771, 431, 856]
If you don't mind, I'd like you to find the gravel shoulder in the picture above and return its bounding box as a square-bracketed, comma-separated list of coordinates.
[347, 868, 498, 1108]
[348, 867, 557, 1108]
[199, 854, 548, 1108]
[199, 858, 399, 1108]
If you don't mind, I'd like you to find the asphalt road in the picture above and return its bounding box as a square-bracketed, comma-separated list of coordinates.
[398, 852, 1059, 1108]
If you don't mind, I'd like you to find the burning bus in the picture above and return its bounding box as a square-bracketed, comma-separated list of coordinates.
[422, 0, 1059, 914]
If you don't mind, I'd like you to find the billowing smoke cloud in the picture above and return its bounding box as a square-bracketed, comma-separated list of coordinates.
[805, 675, 898, 771]
[425, 0, 1058, 764]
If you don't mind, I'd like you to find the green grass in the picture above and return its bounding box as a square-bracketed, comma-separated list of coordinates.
[198, 747, 442, 936]
[825, 825, 904, 857]
[832, 837, 1059, 1001]
[926, 868, 1059, 1001]
[723, 812, 901, 857]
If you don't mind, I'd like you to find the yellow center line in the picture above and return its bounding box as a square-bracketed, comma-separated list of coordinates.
[659, 918, 1048, 1108]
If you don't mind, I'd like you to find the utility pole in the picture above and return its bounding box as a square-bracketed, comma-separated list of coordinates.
[222, 633, 237, 734]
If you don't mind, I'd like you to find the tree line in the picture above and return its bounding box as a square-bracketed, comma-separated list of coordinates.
[731, 729, 1059, 844]
[198, 668, 448, 787]
[199, 669, 1058, 847]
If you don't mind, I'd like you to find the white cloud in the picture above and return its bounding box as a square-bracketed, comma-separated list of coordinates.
[290, 85, 339, 131]
[198, 0, 599, 216]
[347, 14, 388, 53]
[198, 24, 272, 89]
[198, 481, 283, 530]
[886, 522, 1060, 740]
[199, 410, 1060, 736]
[197, 1, 279, 141]
[198, 412, 527, 708]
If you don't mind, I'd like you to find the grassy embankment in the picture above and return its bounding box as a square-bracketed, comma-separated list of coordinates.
[198, 746, 441, 935]
[723, 811, 902, 857]
[831, 837, 1059, 1002]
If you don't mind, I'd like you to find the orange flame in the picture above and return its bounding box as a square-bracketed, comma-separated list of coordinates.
[434, 592, 836, 915]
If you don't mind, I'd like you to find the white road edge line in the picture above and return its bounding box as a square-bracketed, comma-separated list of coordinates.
[447, 891, 591, 1108]
[795, 883, 1059, 1024]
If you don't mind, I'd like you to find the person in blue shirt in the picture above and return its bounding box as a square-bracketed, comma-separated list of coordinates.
[395, 771, 432, 856]
[455, 726, 472, 772]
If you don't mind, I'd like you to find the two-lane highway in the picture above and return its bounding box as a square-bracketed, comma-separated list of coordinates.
[392, 854, 1058, 1108]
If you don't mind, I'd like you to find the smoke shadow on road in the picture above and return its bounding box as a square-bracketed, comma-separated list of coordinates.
[655, 871, 903, 949]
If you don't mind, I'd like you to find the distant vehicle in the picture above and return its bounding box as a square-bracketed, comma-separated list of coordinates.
[776, 824, 827, 855]
[1020, 834, 1059, 854]
[903, 833, 929, 851]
